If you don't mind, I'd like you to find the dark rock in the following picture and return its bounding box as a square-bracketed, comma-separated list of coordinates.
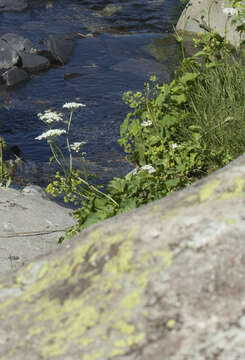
[2, 67, 28, 87]
[41, 34, 75, 65]
[20, 53, 50, 73]
[0, 0, 28, 12]
[0, 39, 19, 69]
[1, 33, 35, 53]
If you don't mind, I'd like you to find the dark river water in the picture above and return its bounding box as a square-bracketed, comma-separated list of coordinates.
[0, 0, 183, 187]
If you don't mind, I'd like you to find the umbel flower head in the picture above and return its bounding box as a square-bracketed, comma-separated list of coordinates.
[35, 129, 66, 140]
[37, 109, 63, 125]
[70, 141, 87, 153]
[63, 102, 86, 110]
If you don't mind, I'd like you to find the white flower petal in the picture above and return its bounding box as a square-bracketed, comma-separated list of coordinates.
[141, 120, 153, 127]
[63, 102, 86, 110]
[141, 164, 156, 174]
[35, 129, 66, 140]
[70, 141, 87, 152]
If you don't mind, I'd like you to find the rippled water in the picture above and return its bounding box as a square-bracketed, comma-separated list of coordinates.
[0, 0, 183, 187]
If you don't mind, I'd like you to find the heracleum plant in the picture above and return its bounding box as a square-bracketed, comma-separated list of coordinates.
[35, 102, 118, 211]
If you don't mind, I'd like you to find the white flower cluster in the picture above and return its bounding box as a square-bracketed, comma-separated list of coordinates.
[70, 141, 87, 152]
[141, 164, 156, 174]
[126, 164, 156, 177]
[222, 7, 238, 16]
[141, 120, 153, 127]
[172, 143, 178, 149]
[35, 129, 66, 140]
[63, 102, 86, 110]
[37, 110, 63, 124]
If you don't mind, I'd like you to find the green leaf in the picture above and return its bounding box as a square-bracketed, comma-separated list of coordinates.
[179, 72, 199, 84]
[165, 178, 180, 188]
[162, 114, 178, 127]
[171, 94, 187, 105]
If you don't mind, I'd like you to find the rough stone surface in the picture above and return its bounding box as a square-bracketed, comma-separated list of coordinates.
[42, 34, 75, 65]
[1, 154, 245, 358]
[0, 186, 74, 276]
[1, 33, 34, 53]
[20, 52, 50, 72]
[0, 39, 19, 69]
[0, 0, 28, 12]
[2, 66, 28, 86]
[176, 0, 245, 48]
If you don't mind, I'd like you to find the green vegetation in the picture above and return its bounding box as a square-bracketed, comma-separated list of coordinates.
[1, 0, 243, 240]
[0, 136, 10, 186]
[57, 30, 245, 240]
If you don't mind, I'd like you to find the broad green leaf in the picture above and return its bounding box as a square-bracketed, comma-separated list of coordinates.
[179, 72, 199, 84]
[165, 178, 180, 187]
[171, 94, 187, 105]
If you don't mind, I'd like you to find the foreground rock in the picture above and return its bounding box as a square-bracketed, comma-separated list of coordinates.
[176, 0, 245, 48]
[1, 154, 245, 358]
[0, 185, 74, 275]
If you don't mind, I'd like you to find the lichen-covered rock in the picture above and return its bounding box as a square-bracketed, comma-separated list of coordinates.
[2, 154, 245, 359]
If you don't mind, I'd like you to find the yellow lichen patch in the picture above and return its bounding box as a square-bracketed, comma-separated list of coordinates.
[219, 176, 245, 200]
[112, 319, 135, 335]
[110, 333, 145, 358]
[234, 177, 244, 193]
[41, 332, 69, 358]
[120, 290, 141, 309]
[29, 326, 46, 337]
[199, 178, 220, 202]
[0, 299, 13, 317]
[182, 194, 198, 203]
[80, 337, 94, 347]
[82, 350, 105, 360]
[136, 270, 150, 287]
[223, 218, 237, 226]
[166, 319, 176, 328]
[64, 304, 100, 337]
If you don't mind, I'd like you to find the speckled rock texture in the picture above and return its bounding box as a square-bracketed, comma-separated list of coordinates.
[1, 154, 245, 359]
[0, 185, 73, 275]
[177, 0, 245, 48]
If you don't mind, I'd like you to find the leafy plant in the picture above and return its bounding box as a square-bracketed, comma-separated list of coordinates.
[44, 14, 245, 242]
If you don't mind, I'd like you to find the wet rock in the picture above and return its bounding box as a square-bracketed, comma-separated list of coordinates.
[0, 39, 19, 69]
[40, 34, 75, 65]
[20, 52, 50, 73]
[1, 33, 35, 53]
[0, 0, 28, 12]
[2, 66, 28, 87]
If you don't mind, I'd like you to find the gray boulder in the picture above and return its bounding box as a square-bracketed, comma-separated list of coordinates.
[0, 0, 28, 12]
[2, 66, 28, 86]
[1, 33, 34, 53]
[0, 39, 19, 69]
[40, 34, 75, 65]
[0, 186, 74, 276]
[1, 154, 245, 358]
[20, 52, 50, 72]
[176, 0, 245, 48]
